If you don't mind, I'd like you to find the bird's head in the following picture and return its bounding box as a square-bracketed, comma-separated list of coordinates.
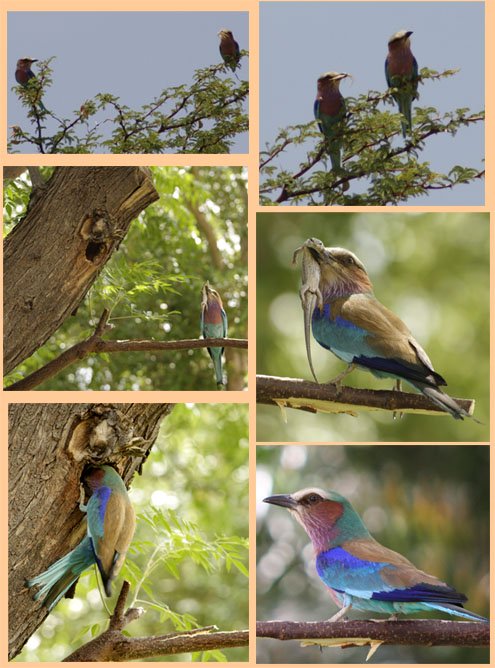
[264, 488, 369, 551]
[317, 71, 350, 93]
[201, 281, 223, 308]
[388, 30, 413, 50]
[17, 57, 37, 69]
[302, 239, 373, 299]
[84, 464, 120, 490]
[218, 28, 234, 41]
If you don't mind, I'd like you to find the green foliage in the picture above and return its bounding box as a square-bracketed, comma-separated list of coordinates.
[4, 166, 248, 390]
[257, 445, 489, 664]
[260, 69, 484, 205]
[256, 212, 489, 441]
[3, 167, 56, 234]
[17, 404, 249, 662]
[9, 58, 249, 154]
[126, 507, 248, 630]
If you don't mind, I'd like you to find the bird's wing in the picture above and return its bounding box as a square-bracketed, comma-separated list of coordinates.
[412, 56, 419, 79]
[412, 57, 419, 97]
[333, 294, 446, 385]
[221, 308, 228, 338]
[87, 486, 126, 584]
[313, 98, 320, 120]
[313, 99, 326, 135]
[316, 540, 466, 605]
[385, 57, 392, 88]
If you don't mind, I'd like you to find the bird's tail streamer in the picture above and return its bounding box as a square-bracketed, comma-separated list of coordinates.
[26, 537, 94, 610]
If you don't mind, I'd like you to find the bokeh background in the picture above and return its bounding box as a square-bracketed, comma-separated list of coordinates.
[257, 444, 489, 663]
[17, 404, 249, 662]
[4, 166, 247, 391]
[256, 212, 489, 441]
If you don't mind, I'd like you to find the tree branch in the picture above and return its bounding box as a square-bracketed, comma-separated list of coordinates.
[272, 112, 484, 204]
[256, 619, 489, 648]
[6, 312, 248, 391]
[256, 375, 475, 418]
[63, 581, 249, 661]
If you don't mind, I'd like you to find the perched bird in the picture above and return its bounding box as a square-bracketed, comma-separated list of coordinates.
[201, 281, 228, 388]
[218, 29, 241, 76]
[15, 57, 46, 111]
[15, 57, 38, 86]
[314, 72, 350, 185]
[264, 488, 488, 622]
[385, 30, 418, 137]
[299, 238, 472, 420]
[26, 465, 135, 611]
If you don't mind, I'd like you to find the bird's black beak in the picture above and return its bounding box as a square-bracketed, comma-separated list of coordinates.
[263, 494, 298, 509]
[308, 247, 320, 262]
[405, 31, 413, 38]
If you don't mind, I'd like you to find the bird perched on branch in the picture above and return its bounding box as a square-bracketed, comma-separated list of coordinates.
[218, 29, 241, 77]
[264, 488, 488, 622]
[15, 57, 38, 86]
[295, 238, 473, 420]
[314, 72, 350, 187]
[201, 281, 228, 388]
[15, 57, 46, 111]
[385, 30, 418, 137]
[26, 465, 135, 611]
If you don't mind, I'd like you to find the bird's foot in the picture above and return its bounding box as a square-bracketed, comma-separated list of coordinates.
[392, 379, 404, 420]
[328, 364, 355, 389]
[328, 604, 352, 622]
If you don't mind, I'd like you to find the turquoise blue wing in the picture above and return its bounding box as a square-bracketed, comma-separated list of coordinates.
[221, 308, 228, 338]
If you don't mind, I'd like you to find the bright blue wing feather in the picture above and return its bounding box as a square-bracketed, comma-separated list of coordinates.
[316, 547, 393, 598]
[316, 547, 466, 606]
[87, 486, 111, 541]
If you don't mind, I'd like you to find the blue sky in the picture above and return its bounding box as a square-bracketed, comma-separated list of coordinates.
[8, 12, 248, 153]
[260, 2, 484, 205]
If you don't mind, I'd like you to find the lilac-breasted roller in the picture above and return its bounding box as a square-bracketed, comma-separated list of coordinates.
[314, 72, 350, 180]
[15, 57, 46, 111]
[26, 465, 135, 611]
[201, 281, 228, 388]
[218, 29, 241, 75]
[15, 57, 38, 86]
[264, 488, 488, 622]
[297, 238, 472, 420]
[385, 30, 418, 137]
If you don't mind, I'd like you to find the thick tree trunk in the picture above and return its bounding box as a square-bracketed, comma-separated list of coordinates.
[8, 402, 173, 660]
[4, 167, 159, 374]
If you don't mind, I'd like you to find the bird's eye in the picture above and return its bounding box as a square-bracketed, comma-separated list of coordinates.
[305, 494, 321, 505]
[344, 256, 355, 265]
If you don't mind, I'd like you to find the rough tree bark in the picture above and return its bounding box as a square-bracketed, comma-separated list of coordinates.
[256, 619, 489, 648]
[4, 166, 159, 374]
[256, 375, 476, 418]
[8, 402, 173, 660]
